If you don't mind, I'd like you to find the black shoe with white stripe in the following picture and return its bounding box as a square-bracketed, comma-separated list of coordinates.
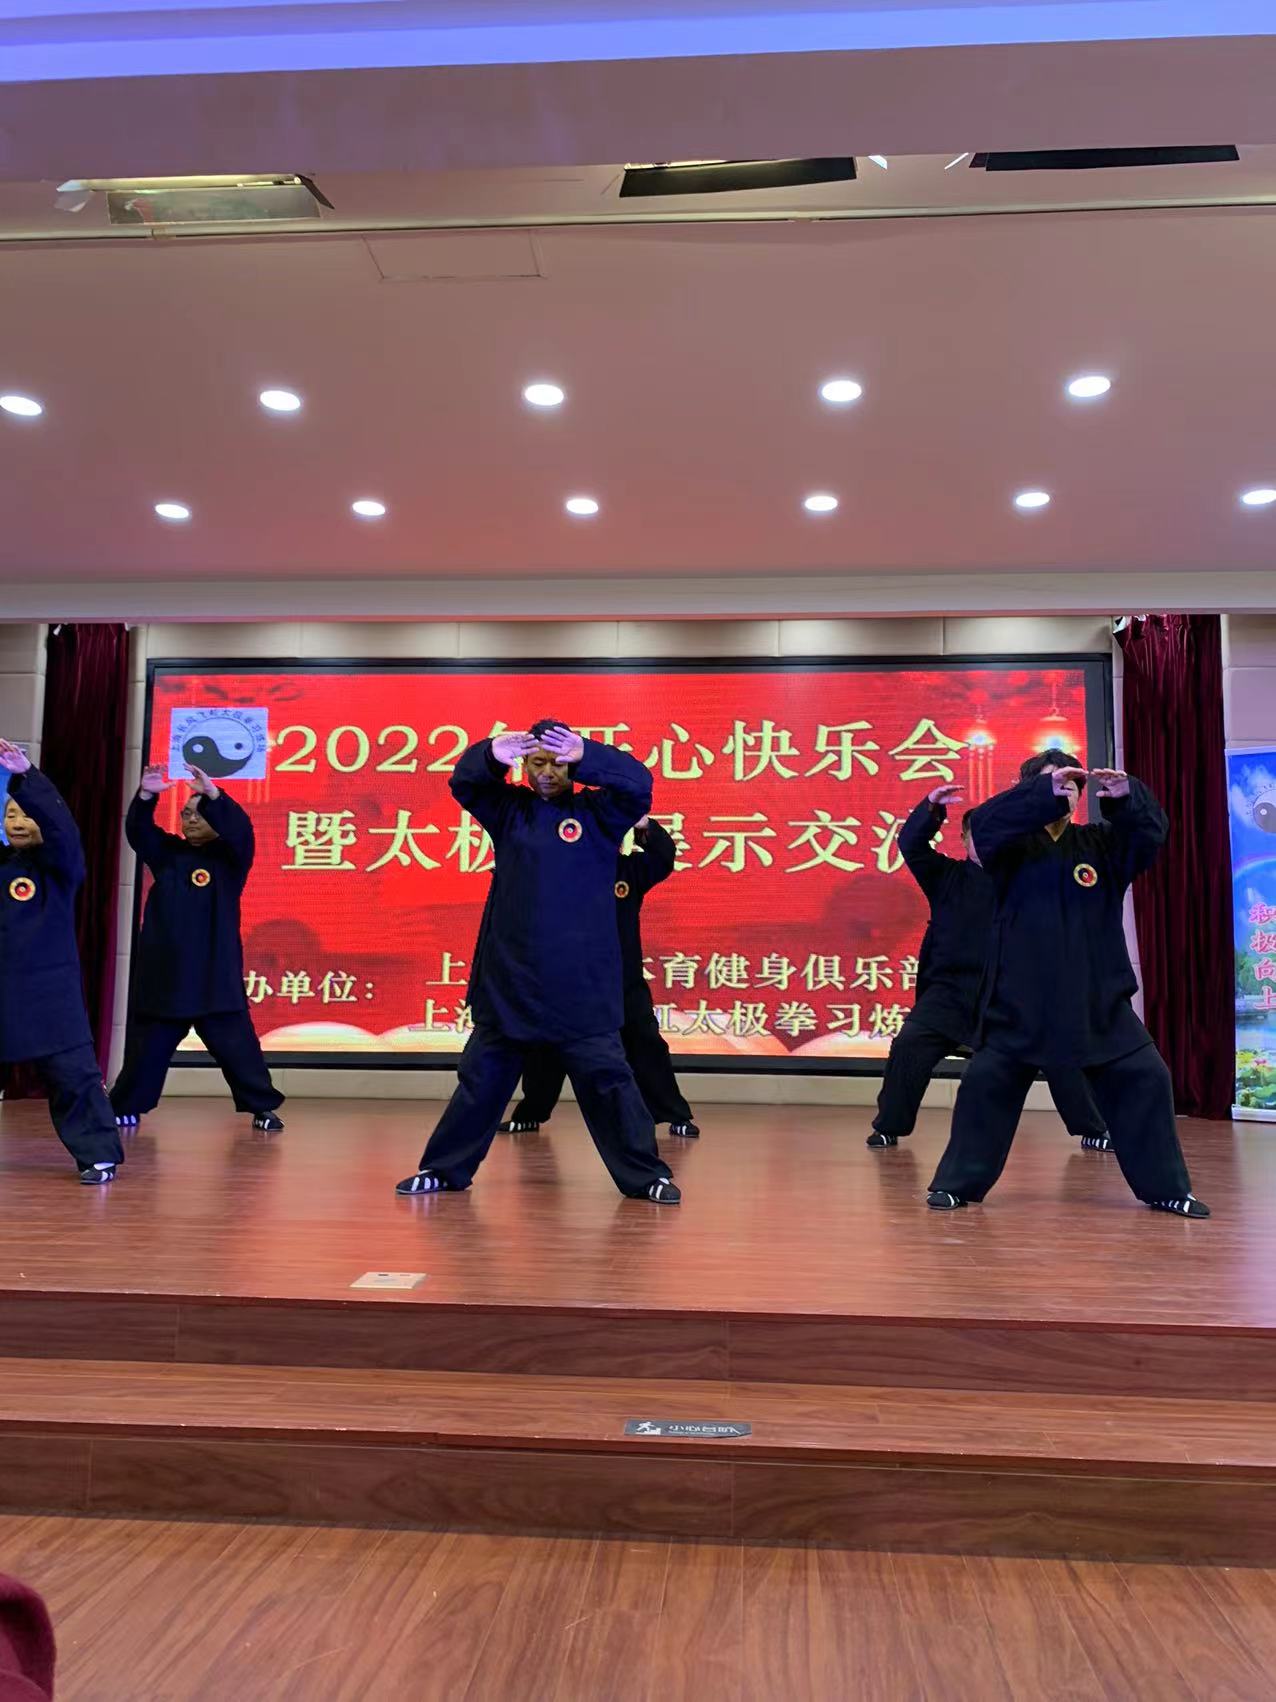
[252, 1113, 285, 1132]
[115, 1113, 140, 1130]
[498, 1118, 541, 1134]
[395, 1169, 456, 1196]
[79, 1163, 117, 1186]
[1080, 1133, 1113, 1151]
[669, 1121, 700, 1139]
[1147, 1194, 1211, 1218]
[926, 1190, 967, 1210]
[867, 1130, 901, 1149]
[646, 1178, 681, 1204]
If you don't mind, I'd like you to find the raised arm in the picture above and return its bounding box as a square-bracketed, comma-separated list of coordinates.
[898, 788, 959, 898]
[448, 735, 530, 838]
[6, 767, 85, 886]
[1093, 772, 1168, 884]
[199, 790, 256, 871]
[571, 738, 654, 844]
[125, 763, 181, 869]
[969, 772, 1077, 867]
[628, 817, 678, 896]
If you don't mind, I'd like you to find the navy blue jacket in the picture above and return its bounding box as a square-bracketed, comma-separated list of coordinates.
[0, 769, 96, 1062]
[970, 774, 1166, 1067]
[617, 819, 677, 1015]
[898, 798, 993, 1047]
[127, 790, 254, 1019]
[455, 737, 653, 1042]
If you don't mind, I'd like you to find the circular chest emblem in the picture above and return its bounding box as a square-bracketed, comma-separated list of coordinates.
[614, 879, 631, 900]
[191, 867, 212, 888]
[1073, 863, 1098, 888]
[8, 876, 35, 903]
[558, 818, 583, 845]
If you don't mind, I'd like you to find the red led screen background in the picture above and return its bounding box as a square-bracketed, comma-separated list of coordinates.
[142, 659, 1108, 1070]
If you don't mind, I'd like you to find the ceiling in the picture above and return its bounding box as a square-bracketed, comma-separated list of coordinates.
[4, 156, 1276, 602]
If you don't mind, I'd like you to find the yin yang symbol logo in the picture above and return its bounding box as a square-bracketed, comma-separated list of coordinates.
[181, 717, 257, 777]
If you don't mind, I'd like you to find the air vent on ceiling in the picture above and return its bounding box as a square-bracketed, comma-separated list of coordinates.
[969, 146, 1239, 172]
[88, 174, 333, 226]
[620, 158, 856, 198]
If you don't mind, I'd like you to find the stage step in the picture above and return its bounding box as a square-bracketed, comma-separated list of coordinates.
[5, 1290, 1276, 1401]
[2, 1358, 1275, 1562]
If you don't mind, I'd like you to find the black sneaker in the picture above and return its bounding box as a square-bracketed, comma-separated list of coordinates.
[646, 1178, 681, 1204]
[252, 1113, 285, 1132]
[867, 1130, 899, 1149]
[79, 1164, 117, 1186]
[926, 1190, 967, 1211]
[395, 1169, 453, 1196]
[669, 1121, 700, 1139]
[1080, 1133, 1113, 1151]
[115, 1113, 140, 1130]
[1148, 1195, 1211, 1218]
[498, 1118, 541, 1134]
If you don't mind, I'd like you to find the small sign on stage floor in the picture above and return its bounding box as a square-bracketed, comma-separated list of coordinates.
[350, 1271, 427, 1290]
[624, 1419, 751, 1439]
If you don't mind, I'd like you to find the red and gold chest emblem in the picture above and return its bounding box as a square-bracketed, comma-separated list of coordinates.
[7, 876, 35, 903]
[614, 879, 631, 900]
[1073, 863, 1098, 889]
[191, 868, 212, 888]
[558, 818, 583, 845]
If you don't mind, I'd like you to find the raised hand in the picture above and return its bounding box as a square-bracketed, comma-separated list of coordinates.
[1051, 767, 1088, 797]
[138, 763, 171, 800]
[491, 730, 538, 767]
[928, 784, 964, 808]
[538, 725, 585, 764]
[1090, 768, 1131, 799]
[186, 763, 220, 800]
[0, 739, 31, 775]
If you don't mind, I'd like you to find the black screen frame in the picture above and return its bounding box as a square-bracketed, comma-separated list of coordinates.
[140, 651, 1114, 1076]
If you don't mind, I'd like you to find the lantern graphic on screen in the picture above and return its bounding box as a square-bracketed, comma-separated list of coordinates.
[1034, 678, 1078, 757]
[965, 705, 996, 802]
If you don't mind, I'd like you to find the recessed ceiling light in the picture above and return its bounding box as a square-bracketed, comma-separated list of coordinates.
[351, 498, 386, 518]
[154, 501, 191, 522]
[804, 492, 839, 514]
[944, 153, 971, 171]
[820, 378, 863, 406]
[259, 388, 302, 413]
[524, 382, 565, 409]
[565, 496, 599, 516]
[1014, 490, 1051, 511]
[1066, 374, 1112, 400]
[1, 394, 43, 418]
[1240, 487, 1276, 508]
[868, 155, 889, 170]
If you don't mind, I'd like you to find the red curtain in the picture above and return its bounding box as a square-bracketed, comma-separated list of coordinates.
[1117, 614, 1232, 1118]
[4, 625, 130, 1097]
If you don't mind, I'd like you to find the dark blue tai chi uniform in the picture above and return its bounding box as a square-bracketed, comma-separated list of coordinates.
[110, 791, 282, 1117]
[0, 770, 122, 1170]
[510, 819, 693, 1127]
[873, 797, 1105, 1141]
[929, 776, 1193, 1204]
[417, 738, 672, 1195]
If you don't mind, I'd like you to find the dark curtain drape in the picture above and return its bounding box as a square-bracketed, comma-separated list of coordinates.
[3, 625, 130, 1099]
[1117, 614, 1232, 1119]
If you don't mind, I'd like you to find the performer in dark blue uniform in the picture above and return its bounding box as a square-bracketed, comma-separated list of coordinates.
[110, 763, 284, 1130]
[870, 784, 1108, 1149]
[396, 720, 679, 1203]
[0, 740, 123, 1183]
[499, 816, 698, 1138]
[928, 750, 1208, 1217]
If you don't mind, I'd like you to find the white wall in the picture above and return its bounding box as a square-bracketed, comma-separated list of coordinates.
[1223, 615, 1276, 747]
[0, 623, 48, 765]
[114, 613, 1112, 1106]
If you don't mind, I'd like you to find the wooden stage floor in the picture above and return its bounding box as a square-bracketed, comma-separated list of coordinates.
[4, 1098, 1276, 1570]
[0, 1097, 1266, 1329]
